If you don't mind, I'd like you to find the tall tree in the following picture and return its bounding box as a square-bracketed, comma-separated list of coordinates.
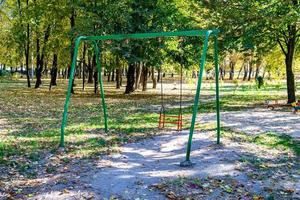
[25, 0, 31, 87]
[35, 25, 51, 88]
[203, 0, 300, 103]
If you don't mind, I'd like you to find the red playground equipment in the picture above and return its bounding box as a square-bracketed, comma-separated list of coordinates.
[158, 65, 184, 131]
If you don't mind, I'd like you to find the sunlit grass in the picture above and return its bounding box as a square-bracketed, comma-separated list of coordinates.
[254, 133, 300, 156]
[222, 129, 300, 156]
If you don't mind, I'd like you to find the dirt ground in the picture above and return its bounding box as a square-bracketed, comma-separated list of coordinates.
[1, 109, 299, 200]
[202, 108, 300, 140]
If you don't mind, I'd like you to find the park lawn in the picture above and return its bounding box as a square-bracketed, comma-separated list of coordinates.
[0, 79, 299, 193]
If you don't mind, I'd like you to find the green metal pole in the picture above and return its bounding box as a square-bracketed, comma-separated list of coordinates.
[214, 35, 221, 144]
[180, 32, 211, 166]
[82, 29, 219, 41]
[60, 37, 83, 148]
[93, 41, 108, 132]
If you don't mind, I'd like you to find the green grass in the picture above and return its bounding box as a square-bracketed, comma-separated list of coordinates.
[254, 133, 300, 156]
[222, 129, 300, 156]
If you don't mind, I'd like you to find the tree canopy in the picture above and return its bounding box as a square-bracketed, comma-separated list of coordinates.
[0, 0, 299, 101]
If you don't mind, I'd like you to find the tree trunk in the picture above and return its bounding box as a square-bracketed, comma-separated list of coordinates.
[82, 44, 86, 91]
[285, 1, 298, 103]
[222, 60, 226, 79]
[116, 68, 121, 89]
[120, 68, 123, 86]
[107, 70, 111, 82]
[35, 25, 51, 88]
[49, 54, 58, 90]
[192, 71, 196, 78]
[78, 64, 82, 79]
[67, 66, 71, 79]
[220, 63, 225, 80]
[142, 64, 149, 91]
[248, 61, 253, 81]
[139, 64, 144, 86]
[243, 63, 248, 81]
[17, 0, 30, 87]
[125, 63, 135, 94]
[262, 67, 266, 79]
[135, 63, 142, 89]
[111, 69, 115, 82]
[255, 58, 262, 78]
[94, 69, 98, 94]
[229, 61, 235, 80]
[116, 56, 121, 89]
[87, 53, 93, 83]
[151, 67, 157, 89]
[205, 70, 209, 80]
[277, 23, 297, 103]
[44, 60, 48, 76]
[285, 62, 296, 102]
[63, 68, 67, 79]
[35, 38, 41, 88]
[157, 68, 161, 83]
[285, 39, 296, 103]
[20, 63, 23, 74]
[70, 5, 76, 93]
[237, 63, 243, 79]
[93, 54, 98, 94]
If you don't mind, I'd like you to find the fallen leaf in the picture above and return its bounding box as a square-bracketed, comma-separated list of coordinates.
[166, 191, 177, 200]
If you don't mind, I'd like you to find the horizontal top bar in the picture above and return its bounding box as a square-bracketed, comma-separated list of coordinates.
[77, 29, 219, 41]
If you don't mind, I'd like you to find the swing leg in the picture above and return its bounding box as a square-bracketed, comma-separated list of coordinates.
[180, 114, 183, 131]
[158, 113, 163, 128]
[158, 112, 167, 129]
[158, 114, 161, 128]
[177, 115, 180, 130]
[174, 114, 183, 131]
[158, 113, 161, 128]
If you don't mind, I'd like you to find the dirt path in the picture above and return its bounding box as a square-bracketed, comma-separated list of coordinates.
[201, 108, 300, 140]
[87, 129, 299, 199]
[90, 131, 237, 199]
[89, 108, 300, 199]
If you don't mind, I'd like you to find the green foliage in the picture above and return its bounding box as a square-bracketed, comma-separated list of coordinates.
[0, 0, 210, 75]
[0, 69, 9, 77]
[0, 69, 11, 81]
[0, 0, 298, 102]
[256, 76, 264, 89]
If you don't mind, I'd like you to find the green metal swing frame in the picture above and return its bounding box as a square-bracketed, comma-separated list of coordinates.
[60, 29, 221, 165]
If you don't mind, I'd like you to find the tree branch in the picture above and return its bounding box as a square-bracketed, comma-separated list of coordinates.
[279, 30, 289, 44]
[277, 39, 287, 56]
[295, 27, 299, 35]
[296, 34, 300, 45]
